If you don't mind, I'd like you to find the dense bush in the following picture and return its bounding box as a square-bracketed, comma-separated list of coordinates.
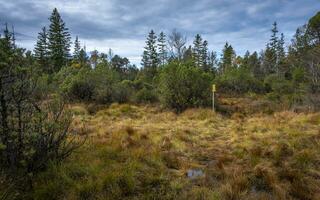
[0, 50, 81, 193]
[134, 87, 158, 103]
[158, 61, 213, 112]
[216, 68, 265, 94]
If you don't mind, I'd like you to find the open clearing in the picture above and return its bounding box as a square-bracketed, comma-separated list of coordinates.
[33, 104, 320, 200]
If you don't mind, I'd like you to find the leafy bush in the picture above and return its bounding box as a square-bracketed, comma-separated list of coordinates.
[216, 68, 265, 94]
[70, 80, 95, 101]
[158, 61, 213, 112]
[134, 87, 158, 104]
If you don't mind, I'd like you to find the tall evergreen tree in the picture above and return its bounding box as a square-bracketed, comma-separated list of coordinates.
[207, 51, 218, 71]
[48, 8, 71, 73]
[34, 26, 49, 71]
[307, 11, 320, 45]
[220, 42, 235, 73]
[141, 30, 159, 79]
[270, 22, 279, 51]
[249, 51, 262, 79]
[201, 40, 209, 71]
[193, 34, 203, 68]
[73, 36, 81, 61]
[79, 47, 88, 68]
[278, 33, 285, 60]
[158, 32, 167, 66]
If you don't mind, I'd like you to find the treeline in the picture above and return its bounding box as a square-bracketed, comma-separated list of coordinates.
[2, 9, 320, 113]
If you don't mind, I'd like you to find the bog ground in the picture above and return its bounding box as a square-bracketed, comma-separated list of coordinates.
[30, 103, 320, 200]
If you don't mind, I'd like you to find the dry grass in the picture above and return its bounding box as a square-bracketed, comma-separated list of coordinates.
[30, 103, 320, 200]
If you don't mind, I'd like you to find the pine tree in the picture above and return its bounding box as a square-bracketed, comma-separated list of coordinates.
[34, 26, 49, 71]
[48, 8, 71, 73]
[79, 47, 88, 68]
[73, 36, 81, 61]
[201, 40, 209, 71]
[1, 24, 14, 64]
[270, 22, 279, 51]
[208, 51, 217, 71]
[249, 51, 262, 79]
[263, 22, 286, 76]
[193, 34, 203, 68]
[141, 50, 150, 68]
[278, 33, 285, 60]
[158, 32, 167, 66]
[141, 30, 159, 79]
[220, 42, 235, 73]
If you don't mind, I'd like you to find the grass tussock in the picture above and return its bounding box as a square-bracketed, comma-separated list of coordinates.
[8, 104, 319, 200]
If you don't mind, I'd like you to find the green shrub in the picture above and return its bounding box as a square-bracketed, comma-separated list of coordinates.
[112, 81, 133, 103]
[158, 61, 213, 112]
[70, 80, 95, 101]
[216, 68, 264, 94]
[134, 87, 157, 104]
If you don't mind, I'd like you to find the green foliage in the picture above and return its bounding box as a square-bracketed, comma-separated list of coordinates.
[220, 42, 236, 73]
[159, 61, 212, 112]
[307, 11, 320, 45]
[134, 87, 158, 104]
[216, 68, 264, 94]
[0, 27, 81, 198]
[48, 8, 71, 73]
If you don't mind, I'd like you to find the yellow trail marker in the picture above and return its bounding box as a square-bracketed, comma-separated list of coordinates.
[212, 84, 216, 92]
[212, 84, 216, 112]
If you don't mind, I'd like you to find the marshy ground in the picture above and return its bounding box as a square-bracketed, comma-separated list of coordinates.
[32, 103, 320, 200]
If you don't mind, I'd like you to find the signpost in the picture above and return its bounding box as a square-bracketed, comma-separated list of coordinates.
[212, 84, 216, 112]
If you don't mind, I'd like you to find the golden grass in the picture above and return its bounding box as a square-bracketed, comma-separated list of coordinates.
[31, 103, 320, 200]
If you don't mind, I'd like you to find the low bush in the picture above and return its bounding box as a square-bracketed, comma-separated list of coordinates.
[158, 61, 213, 112]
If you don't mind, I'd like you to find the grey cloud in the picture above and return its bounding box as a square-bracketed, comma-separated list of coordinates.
[0, 0, 319, 65]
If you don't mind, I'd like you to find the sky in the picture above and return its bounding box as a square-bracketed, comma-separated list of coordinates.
[0, 0, 319, 66]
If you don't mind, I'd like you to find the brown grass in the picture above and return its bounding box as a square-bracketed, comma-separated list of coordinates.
[27, 103, 320, 200]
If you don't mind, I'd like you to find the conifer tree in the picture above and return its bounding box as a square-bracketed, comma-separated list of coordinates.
[278, 33, 285, 60]
[207, 51, 218, 71]
[158, 32, 167, 66]
[34, 26, 49, 71]
[141, 30, 159, 79]
[193, 34, 203, 68]
[220, 42, 235, 73]
[201, 40, 209, 71]
[73, 36, 81, 61]
[48, 8, 71, 73]
[79, 47, 88, 68]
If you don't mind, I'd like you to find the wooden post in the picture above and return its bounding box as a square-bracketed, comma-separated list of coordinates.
[212, 84, 216, 112]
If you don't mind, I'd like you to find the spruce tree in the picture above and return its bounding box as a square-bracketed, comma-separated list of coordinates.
[48, 8, 71, 73]
[220, 42, 235, 73]
[193, 34, 203, 68]
[201, 40, 209, 71]
[79, 47, 88, 68]
[270, 22, 279, 51]
[141, 30, 159, 79]
[278, 33, 285, 60]
[34, 26, 49, 72]
[73, 36, 81, 61]
[158, 31, 167, 66]
[208, 51, 217, 71]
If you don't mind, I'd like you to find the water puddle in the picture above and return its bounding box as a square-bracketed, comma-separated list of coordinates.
[187, 169, 204, 179]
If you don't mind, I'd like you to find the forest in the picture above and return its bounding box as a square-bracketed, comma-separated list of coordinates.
[0, 6, 320, 200]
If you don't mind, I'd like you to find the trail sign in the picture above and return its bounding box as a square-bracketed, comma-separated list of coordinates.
[212, 84, 216, 112]
[212, 84, 216, 92]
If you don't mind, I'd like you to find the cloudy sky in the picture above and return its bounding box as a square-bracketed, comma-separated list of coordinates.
[0, 0, 319, 65]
